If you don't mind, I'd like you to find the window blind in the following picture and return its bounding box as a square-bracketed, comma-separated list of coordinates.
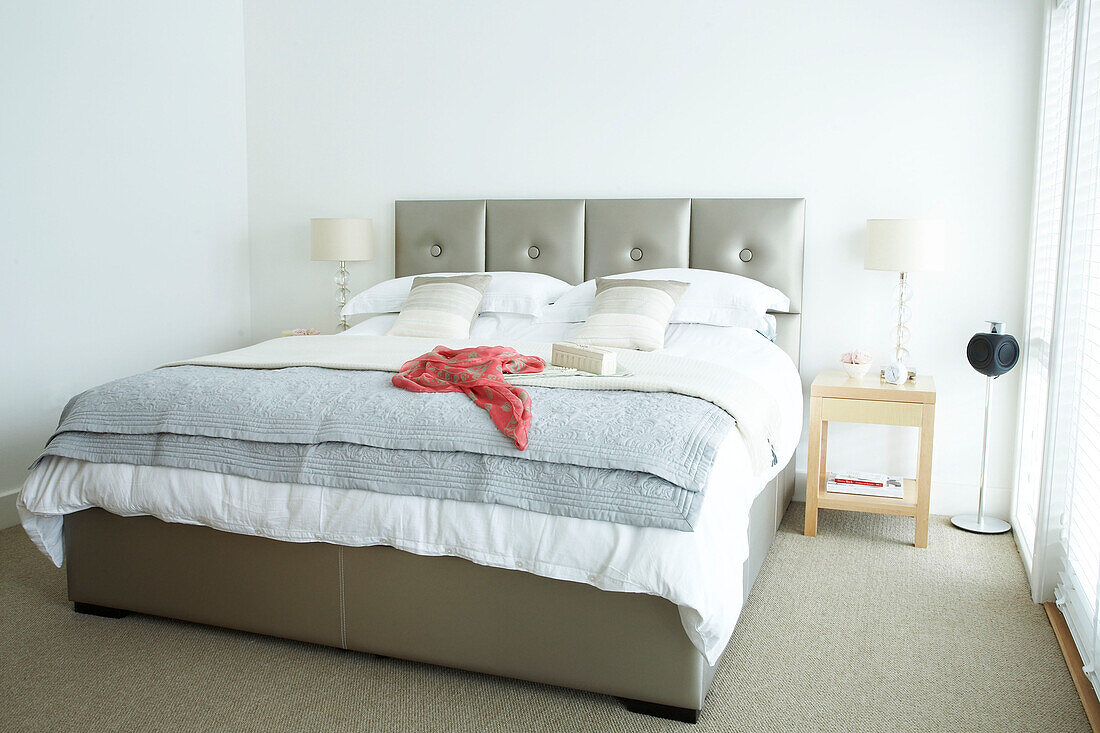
[1016, 0, 1080, 548]
[1045, 0, 1100, 696]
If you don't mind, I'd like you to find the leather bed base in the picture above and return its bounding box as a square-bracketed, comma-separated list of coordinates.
[62, 463, 792, 722]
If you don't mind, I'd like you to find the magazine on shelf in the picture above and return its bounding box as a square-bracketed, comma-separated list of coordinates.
[826, 471, 904, 499]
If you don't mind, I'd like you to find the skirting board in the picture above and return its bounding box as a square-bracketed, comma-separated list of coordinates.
[0, 487, 19, 530]
[1045, 602, 1100, 731]
[793, 470, 1011, 519]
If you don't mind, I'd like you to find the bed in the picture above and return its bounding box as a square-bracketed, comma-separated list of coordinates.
[19, 198, 805, 723]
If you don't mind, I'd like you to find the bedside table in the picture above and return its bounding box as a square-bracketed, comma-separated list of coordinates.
[804, 370, 936, 548]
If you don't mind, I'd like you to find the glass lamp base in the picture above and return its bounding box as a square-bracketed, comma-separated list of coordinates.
[893, 272, 913, 365]
[335, 260, 350, 332]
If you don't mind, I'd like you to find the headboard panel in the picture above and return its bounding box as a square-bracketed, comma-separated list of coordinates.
[394, 200, 486, 275]
[689, 199, 805, 314]
[583, 199, 691, 278]
[485, 200, 584, 283]
[395, 198, 806, 365]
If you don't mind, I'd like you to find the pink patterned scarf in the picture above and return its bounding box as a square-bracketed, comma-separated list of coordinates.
[392, 346, 545, 449]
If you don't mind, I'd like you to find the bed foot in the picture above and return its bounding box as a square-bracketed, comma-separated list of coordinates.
[73, 602, 129, 618]
[621, 698, 699, 723]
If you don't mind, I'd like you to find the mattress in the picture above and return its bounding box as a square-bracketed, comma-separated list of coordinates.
[19, 321, 802, 664]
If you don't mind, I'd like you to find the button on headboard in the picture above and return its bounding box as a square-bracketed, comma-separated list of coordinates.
[395, 198, 806, 363]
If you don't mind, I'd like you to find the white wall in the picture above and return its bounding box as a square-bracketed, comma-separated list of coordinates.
[243, 0, 1043, 517]
[0, 0, 252, 522]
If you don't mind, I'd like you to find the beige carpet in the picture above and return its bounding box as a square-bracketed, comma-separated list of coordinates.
[0, 505, 1089, 732]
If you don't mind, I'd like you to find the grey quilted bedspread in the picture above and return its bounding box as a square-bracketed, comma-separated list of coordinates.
[37, 365, 736, 530]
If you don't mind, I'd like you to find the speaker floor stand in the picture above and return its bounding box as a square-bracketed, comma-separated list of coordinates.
[950, 514, 1011, 534]
[951, 374, 1012, 536]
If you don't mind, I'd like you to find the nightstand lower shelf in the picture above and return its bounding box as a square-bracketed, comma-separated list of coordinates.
[816, 478, 918, 517]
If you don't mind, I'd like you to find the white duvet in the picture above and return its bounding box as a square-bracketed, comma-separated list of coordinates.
[19, 318, 802, 664]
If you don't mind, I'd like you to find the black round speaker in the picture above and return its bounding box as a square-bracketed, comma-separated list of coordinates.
[967, 325, 1019, 377]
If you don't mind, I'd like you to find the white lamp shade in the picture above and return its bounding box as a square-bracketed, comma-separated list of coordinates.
[864, 219, 946, 273]
[310, 218, 374, 262]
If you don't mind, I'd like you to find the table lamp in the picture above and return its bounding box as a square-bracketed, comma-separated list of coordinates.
[864, 219, 945, 375]
[310, 218, 374, 331]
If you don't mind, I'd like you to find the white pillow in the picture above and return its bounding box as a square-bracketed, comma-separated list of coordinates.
[574, 278, 690, 351]
[345, 312, 539, 340]
[342, 271, 573, 318]
[344, 310, 777, 342]
[540, 268, 790, 329]
[343, 313, 399, 335]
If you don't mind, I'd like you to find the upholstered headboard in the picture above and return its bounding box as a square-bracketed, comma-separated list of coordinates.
[395, 198, 805, 366]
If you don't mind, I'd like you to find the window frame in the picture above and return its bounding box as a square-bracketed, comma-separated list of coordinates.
[1016, 0, 1094, 606]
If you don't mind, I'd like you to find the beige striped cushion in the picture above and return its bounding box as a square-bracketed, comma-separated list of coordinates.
[387, 274, 491, 338]
[575, 278, 689, 351]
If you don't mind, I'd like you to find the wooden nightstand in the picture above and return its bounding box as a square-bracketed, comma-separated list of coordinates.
[804, 370, 936, 548]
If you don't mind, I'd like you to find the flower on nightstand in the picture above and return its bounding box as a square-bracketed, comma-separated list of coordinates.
[840, 349, 873, 378]
[288, 328, 320, 336]
[841, 349, 872, 365]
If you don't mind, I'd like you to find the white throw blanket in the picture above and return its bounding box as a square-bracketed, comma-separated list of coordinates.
[166, 334, 781, 474]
